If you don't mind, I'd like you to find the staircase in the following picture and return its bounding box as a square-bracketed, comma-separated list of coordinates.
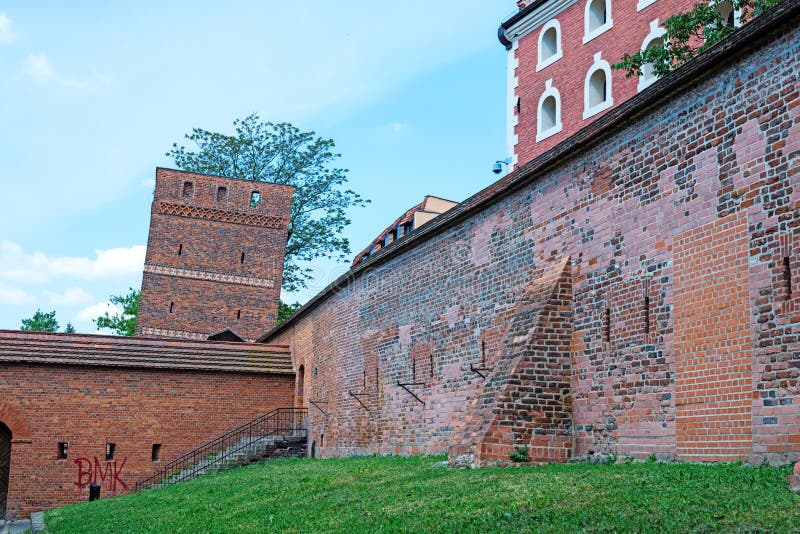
[135, 408, 307, 491]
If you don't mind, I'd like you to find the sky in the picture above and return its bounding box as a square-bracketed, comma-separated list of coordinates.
[0, 1, 511, 333]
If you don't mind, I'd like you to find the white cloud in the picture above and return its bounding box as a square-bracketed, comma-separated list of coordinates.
[0, 13, 13, 44]
[390, 122, 410, 133]
[44, 287, 94, 306]
[0, 283, 35, 305]
[23, 54, 55, 82]
[75, 301, 121, 332]
[23, 53, 112, 90]
[0, 241, 146, 284]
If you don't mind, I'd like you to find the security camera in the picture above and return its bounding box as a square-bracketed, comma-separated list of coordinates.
[492, 158, 512, 175]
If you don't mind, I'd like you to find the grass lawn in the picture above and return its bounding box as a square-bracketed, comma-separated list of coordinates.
[45, 456, 798, 533]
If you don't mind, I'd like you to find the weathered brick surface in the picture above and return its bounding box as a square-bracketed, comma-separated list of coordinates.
[0, 360, 293, 517]
[449, 257, 573, 466]
[266, 13, 800, 466]
[137, 168, 293, 341]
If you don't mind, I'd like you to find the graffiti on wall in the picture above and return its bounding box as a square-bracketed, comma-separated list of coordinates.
[74, 457, 128, 493]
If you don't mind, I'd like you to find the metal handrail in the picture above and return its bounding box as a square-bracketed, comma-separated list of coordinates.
[134, 407, 307, 490]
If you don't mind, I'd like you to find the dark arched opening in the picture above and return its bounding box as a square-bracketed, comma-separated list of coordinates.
[0, 422, 11, 520]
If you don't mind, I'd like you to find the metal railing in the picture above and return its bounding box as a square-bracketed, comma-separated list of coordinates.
[135, 408, 307, 491]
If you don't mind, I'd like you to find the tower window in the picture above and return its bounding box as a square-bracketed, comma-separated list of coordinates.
[237, 310, 242, 320]
[537, 20, 562, 71]
[638, 20, 667, 92]
[178, 244, 183, 256]
[536, 79, 563, 142]
[241, 252, 245, 264]
[584, 0, 613, 43]
[182, 181, 193, 198]
[644, 296, 651, 335]
[604, 308, 611, 343]
[58, 442, 68, 460]
[584, 53, 614, 119]
[152, 444, 162, 462]
[216, 186, 228, 202]
[169, 302, 174, 313]
[250, 191, 261, 208]
[105, 443, 116, 461]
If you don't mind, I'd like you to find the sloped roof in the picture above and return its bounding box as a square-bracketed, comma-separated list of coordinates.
[0, 330, 293, 375]
[352, 195, 457, 266]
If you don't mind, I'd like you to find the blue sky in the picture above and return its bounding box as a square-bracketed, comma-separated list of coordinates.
[0, 1, 510, 333]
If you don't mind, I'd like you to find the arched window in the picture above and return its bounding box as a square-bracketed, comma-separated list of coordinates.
[537, 20, 562, 71]
[536, 79, 563, 142]
[584, 52, 614, 119]
[716, 0, 740, 28]
[584, 0, 613, 43]
[638, 20, 667, 92]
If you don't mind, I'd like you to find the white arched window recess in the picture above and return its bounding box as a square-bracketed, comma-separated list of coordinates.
[536, 79, 563, 142]
[583, 52, 614, 119]
[536, 20, 563, 72]
[637, 0, 657, 12]
[716, 0, 742, 28]
[583, 0, 613, 44]
[638, 20, 667, 92]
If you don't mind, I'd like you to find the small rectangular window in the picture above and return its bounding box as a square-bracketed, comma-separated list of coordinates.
[250, 191, 261, 208]
[169, 302, 175, 313]
[644, 296, 651, 335]
[604, 308, 611, 343]
[241, 252, 246, 264]
[182, 181, 193, 198]
[216, 186, 228, 202]
[237, 310, 242, 320]
[106, 443, 116, 461]
[151, 444, 162, 462]
[178, 244, 183, 256]
[58, 442, 68, 460]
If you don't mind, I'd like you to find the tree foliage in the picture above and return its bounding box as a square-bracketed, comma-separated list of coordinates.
[613, 0, 781, 78]
[277, 300, 302, 326]
[64, 323, 76, 334]
[167, 114, 369, 292]
[21, 309, 59, 332]
[95, 288, 139, 337]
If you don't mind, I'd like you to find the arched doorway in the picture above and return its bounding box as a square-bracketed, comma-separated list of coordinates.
[0, 422, 11, 520]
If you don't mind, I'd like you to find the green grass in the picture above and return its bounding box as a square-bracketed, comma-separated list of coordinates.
[45, 456, 799, 533]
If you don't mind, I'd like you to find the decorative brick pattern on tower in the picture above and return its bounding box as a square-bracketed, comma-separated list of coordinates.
[136, 168, 293, 341]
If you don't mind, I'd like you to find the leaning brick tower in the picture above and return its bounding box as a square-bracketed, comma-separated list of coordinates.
[136, 168, 293, 341]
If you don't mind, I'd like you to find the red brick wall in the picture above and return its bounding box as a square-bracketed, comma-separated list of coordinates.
[0, 364, 293, 517]
[510, 0, 697, 166]
[136, 168, 293, 340]
[265, 15, 800, 466]
[673, 212, 753, 461]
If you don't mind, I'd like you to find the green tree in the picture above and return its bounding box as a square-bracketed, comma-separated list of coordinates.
[612, 0, 781, 78]
[21, 309, 59, 332]
[64, 323, 76, 334]
[277, 301, 302, 326]
[94, 288, 139, 336]
[167, 114, 369, 292]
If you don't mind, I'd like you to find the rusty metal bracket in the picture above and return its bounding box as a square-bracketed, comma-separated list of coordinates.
[470, 364, 494, 379]
[348, 390, 372, 412]
[397, 381, 425, 405]
[309, 400, 329, 417]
